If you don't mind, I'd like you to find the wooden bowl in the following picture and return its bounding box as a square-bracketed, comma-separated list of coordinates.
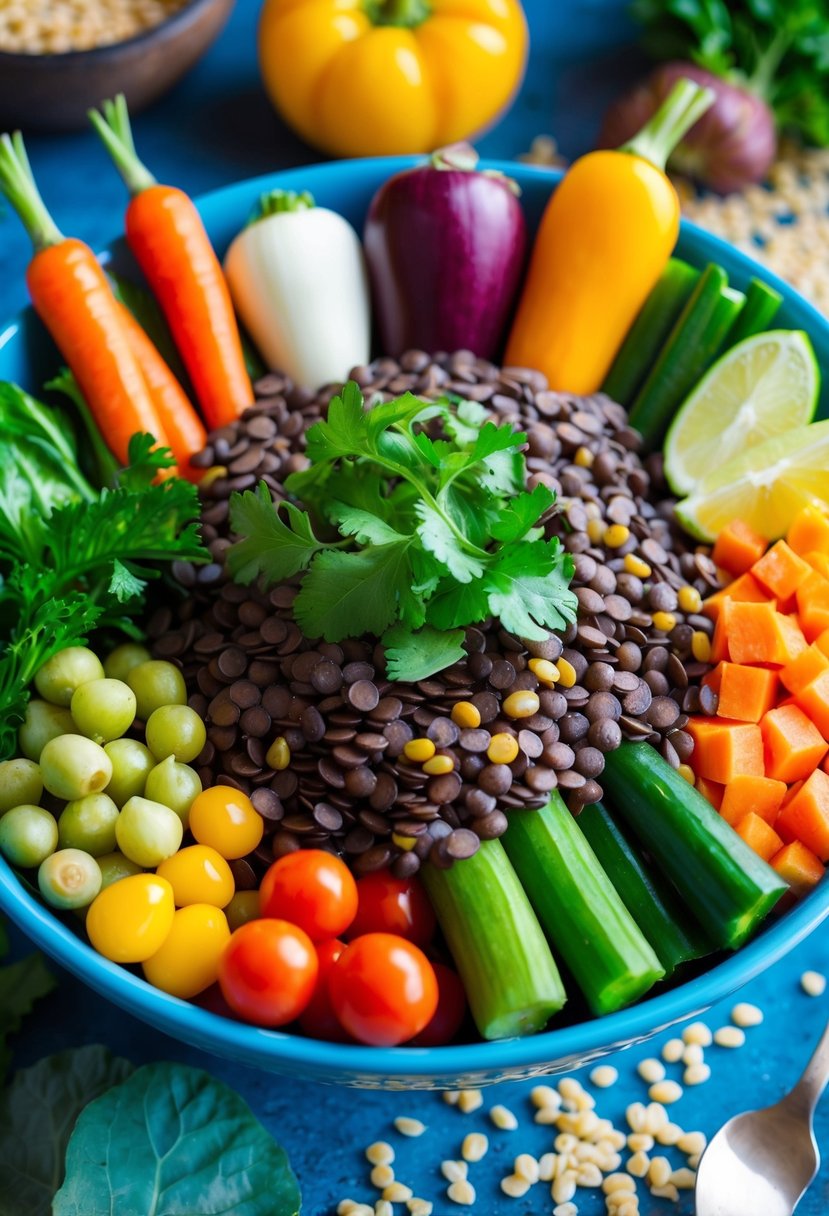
[0, 0, 236, 132]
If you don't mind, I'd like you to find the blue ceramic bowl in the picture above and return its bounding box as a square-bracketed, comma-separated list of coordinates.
[1, 158, 828, 1089]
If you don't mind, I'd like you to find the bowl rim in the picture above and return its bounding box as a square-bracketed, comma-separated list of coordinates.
[0, 0, 229, 64]
[2, 154, 829, 1082]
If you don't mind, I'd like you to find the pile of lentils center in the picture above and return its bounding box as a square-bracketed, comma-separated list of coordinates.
[149, 351, 723, 881]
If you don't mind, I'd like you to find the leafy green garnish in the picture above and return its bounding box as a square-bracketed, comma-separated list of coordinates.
[227, 382, 577, 679]
[52, 1062, 302, 1216]
[0, 429, 207, 759]
[0, 1047, 133, 1215]
[633, 0, 829, 145]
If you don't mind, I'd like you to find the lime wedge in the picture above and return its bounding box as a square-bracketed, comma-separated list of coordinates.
[675, 420, 829, 542]
[664, 330, 819, 496]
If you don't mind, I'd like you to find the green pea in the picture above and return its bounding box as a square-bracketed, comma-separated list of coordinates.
[0, 805, 58, 867]
[104, 642, 151, 683]
[126, 660, 186, 721]
[19, 700, 75, 762]
[58, 793, 120, 856]
[143, 756, 202, 826]
[104, 739, 155, 808]
[71, 679, 136, 744]
[40, 734, 113, 802]
[38, 848, 102, 909]
[0, 758, 43, 814]
[97, 851, 144, 891]
[145, 705, 206, 764]
[34, 646, 104, 707]
[116, 796, 183, 867]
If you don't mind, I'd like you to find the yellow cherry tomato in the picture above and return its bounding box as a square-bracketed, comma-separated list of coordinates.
[86, 874, 175, 963]
[156, 845, 235, 908]
[188, 786, 264, 859]
[142, 904, 231, 999]
[258, 0, 528, 157]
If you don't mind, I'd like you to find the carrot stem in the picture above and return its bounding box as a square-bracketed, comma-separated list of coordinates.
[620, 78, 715, 173]
[0, 133, 63, 251]
[88, 94, 156, 196]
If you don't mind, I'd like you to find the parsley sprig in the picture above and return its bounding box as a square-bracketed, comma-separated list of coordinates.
[227, 383, 577, 681]
[0, 432, 207, 759]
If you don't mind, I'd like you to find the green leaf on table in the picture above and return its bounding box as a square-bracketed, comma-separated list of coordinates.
[227, 482, 326, 586]
[0, 953, 56, 1084]
[52, 1062, 301, 1216]
[383, 623, 467, 682]
[414, 502, 484, 583]
[294, 543, 411, 641]
[0, 1046, 133, 1216]
[485, 540, 578, 641]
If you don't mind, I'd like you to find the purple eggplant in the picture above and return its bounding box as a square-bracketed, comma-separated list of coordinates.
[363, 144, 527, 361]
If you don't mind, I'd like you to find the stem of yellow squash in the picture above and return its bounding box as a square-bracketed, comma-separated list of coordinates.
[620, 78, 716, 172]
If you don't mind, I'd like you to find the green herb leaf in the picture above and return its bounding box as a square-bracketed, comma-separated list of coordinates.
[425, 579, 491, 631]
[414, 502, 485, 583]
[0, 952, 56, 1084]
[383, 623, 466, 682]
[294, 542, 411, 641]
[486, 541, 578, 641]
[53, 1062, 301, 1216]
[227, 481, 326, 585]
[489, 483, 555, 543]
[304, 379, 371, 463]
[329, 503, 407, 546]
[0, 1047, 133, 1215]
[108, 559, 146, 604]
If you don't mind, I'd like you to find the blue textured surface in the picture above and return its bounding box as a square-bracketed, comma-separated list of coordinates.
[1, 0, 828, 1210]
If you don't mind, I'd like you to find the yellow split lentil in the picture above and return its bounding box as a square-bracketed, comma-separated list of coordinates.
[403, 738, 435, 763]
[450, 701, 480, 729]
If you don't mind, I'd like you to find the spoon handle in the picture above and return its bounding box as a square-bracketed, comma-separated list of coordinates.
[790, 1018, 829, 1115]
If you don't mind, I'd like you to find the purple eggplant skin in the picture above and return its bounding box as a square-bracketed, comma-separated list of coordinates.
[364, 149, 528, 362]
[599, 62, 777, 195]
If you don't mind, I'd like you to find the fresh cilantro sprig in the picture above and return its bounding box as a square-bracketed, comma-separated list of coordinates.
[227, 383, 577, 681]
[0, 433, 207, 759]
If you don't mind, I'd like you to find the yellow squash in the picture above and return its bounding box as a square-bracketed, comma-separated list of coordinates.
[258, 0, 528, 158]
[505, 79, 715, 396]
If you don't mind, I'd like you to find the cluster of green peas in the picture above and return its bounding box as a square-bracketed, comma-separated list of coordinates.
[0, 643, 207, 912]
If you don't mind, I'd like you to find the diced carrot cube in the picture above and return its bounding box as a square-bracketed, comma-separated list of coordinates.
[776, 768, 829, 861]
[781, 645, 829, 695]
[803, 551, 829, 581]
[761, 704, 828, 783]
[719, 775, 787, 827]
[787, 505, 829, 557]
[752, 540, 813, 600]
[696, 776, 724, 810]
[716, 662, 779, 723]
[796, 572, 829, 643]
[817, 629, 829, 659]
[735, 811, 784, 861]
[771, 840, 826, 897]
[703, 662, 723, 694]
[712, 519, 769, 577]
[728, 601, 807, 666]
[795, 669, 829, 740]
[687, 718, 765, 784]
[710, 600, 732, 664]
[702, 573, 770, 621]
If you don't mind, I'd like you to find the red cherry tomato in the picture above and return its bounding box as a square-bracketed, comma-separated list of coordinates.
[218, 919, 317, 1027]
[408, 962, 468, 1046]
[347, 869, 436, 948]
[259, 849, 358, 942]
[329, 932, 439, 1046]
[298, 938, 351, 1041]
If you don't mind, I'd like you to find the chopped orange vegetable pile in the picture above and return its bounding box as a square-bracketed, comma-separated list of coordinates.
[694, 504, 829, 896]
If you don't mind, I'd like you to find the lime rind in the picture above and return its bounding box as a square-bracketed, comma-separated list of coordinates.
[675, 419, 829, 542]
[664, 330, 819, 496]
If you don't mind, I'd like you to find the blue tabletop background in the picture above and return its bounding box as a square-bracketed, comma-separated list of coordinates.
[2, 2, 829, 1213]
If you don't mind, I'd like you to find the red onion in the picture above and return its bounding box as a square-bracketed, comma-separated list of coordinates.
[363, 144, 527, 361]
[598, 62, 777, 194]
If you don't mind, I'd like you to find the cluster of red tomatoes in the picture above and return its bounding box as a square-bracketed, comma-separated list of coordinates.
[214, 852, 466, 1047]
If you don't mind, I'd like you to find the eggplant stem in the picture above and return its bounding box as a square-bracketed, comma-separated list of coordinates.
[619, 78, 715, 173]
[0, 132, 63, 252]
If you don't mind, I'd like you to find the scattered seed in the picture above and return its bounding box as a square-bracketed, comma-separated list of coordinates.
[442, 1091, 460, 1106]
[626, 1151, 650, 1178]
[440, 1160, 468, 1183]
[590, 1064, 619, 1088]
[637, 1058, 665, 1084]
[625, 1102, 647, 1133]
[671, 1167, 697, 1189]
[552, 1204, 578, 1216]
[538, 1152, 557, 1181]
[603, 1173, 637, 1194]
[682, 1043, 704, 1066]
[337, 1202, 358, 1215]
[648, 1081, 683, 1105]
[576, 1161, 603, 1187]
[394, 1117, 426, 1138]
[684, 1063, 712, 1086]
[650, 1182, 680, 1201]
[407, 1201, 433, 1216]
[490, 1103, 519, 1130]
[654, 1122, 684, 1147]
[375, 1201, 393, 1216]
[461, 1132, 489, 1163]
[713, 1026, 746, 1049]
[366, 1142, 395, 1166]
[801, 970, 826, 997]
[731, 1002, 764, 1027]
[500, 1174, 530, 1198]
[627, 1133, 654, 1153]
[551, 1171, 578, 1205]
[457, 1089, 484, 1114]
[383, 1183, 413, 1203]
[447, 1179, 476, 1206]
[682, 1021, 713, 1047]
[661, 1040, 684, 1066]
[514, 1153, 540, 1184]
[648, 1156, 673, 1188]
[677, 1131, 707, 1156]
[370, 1164, 394, 1189]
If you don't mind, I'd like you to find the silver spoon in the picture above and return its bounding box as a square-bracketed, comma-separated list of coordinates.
[695, 1018, 829, 1216]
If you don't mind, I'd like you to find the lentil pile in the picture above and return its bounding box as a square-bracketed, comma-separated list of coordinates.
[0, 0, 189, 54]
[150, 351, 723, 880]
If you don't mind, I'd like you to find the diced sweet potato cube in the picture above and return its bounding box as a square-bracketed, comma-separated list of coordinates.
[716, 662, 779, 723]
[727, 601, 807, 666]
[781, 645, 829, 695]
[712, 519, 769, 576]
[761, 704, 828, 783]
[787, 505, 829, 557]
[804, 551, 829, 581]
[702, 573, 770, 622]
[752, 540, 813, 600]
[776, 769, 829, 861]
[687, 718, 765, 784]
[696, 776, 724, 810]
[771, 840, 826, 897]
[795, 669, 829, 740]
[796, 571, 829, 643]
[735, 811, 784, 861]
[719, 775, 787, 827]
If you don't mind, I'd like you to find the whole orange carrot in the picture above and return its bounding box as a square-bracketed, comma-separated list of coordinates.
[0, 132, 173, 468]
[90, 95, 254, 429]
[118, 303, 207, 480]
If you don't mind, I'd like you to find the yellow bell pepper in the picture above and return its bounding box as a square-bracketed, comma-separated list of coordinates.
[258, 0, 528, 158]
